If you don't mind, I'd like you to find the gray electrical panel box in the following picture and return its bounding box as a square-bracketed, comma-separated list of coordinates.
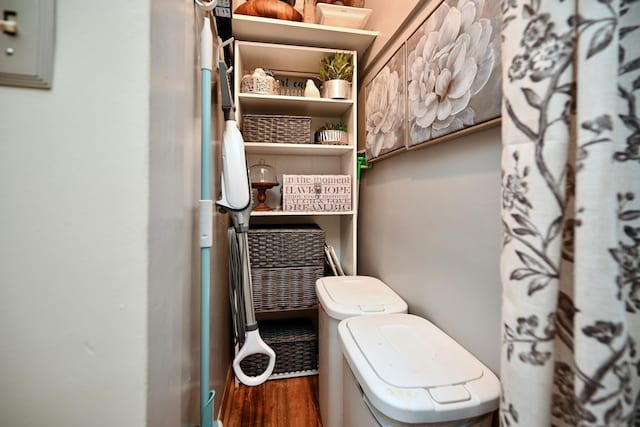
[0, 0, 55, 89]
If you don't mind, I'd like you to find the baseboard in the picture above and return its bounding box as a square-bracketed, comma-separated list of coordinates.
[218, 365, 235, 422]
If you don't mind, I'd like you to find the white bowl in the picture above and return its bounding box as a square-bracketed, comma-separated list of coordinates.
[316, 4, 372, 29]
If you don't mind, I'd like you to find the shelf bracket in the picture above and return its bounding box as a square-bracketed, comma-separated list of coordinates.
[357, 152, 372, 179]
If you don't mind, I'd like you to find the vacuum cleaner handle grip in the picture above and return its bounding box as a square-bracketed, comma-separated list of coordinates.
[233, 329, 276, 386]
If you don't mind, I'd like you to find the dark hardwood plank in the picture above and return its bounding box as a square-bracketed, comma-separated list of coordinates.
[221, 375, 323, 427]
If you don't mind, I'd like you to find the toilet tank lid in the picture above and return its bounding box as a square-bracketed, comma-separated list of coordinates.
[338, 314, 500, 423]
[315, 276, 407, 320]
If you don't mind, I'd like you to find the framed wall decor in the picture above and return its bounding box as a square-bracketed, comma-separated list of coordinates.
[364, 44, 407, 161]
[405, 0, 502, 148]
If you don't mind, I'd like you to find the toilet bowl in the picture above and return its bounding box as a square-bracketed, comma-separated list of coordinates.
[338, 314, 500, 426]
[316, 276, 408, 427]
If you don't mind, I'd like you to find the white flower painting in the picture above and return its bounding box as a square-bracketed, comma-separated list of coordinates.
[406, 0, 502, 146]
[365, 45, 406, 161]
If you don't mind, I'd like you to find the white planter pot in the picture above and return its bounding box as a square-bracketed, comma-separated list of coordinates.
[318, 129, 348, 145]
[321, 79, 351, 99]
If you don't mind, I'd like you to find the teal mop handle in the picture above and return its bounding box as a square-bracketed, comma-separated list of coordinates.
[200, 67, 213, 427]
[199, 14, 217, 427]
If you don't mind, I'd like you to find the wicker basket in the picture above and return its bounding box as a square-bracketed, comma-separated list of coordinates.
[248, 225, 325, 268]
[251, 265, 322, 312]
[242, 114, 311, 144]
[239, 318, 318, 377]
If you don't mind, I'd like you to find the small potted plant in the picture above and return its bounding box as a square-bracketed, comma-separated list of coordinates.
[316, 122, 349, 145]
[319, 52, 354, 99]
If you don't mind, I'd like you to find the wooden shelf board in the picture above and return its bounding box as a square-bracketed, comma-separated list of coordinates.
[250, 210, 355, 217]
[268, 369, 319, 381]
[239, 93, 353, 116]
[232, 14, 378, 58]
[256, 307, 318, 314]
[245, 142, 352, 156]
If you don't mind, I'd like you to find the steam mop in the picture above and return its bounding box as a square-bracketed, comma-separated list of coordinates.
[215, 58, 276, 387]
[206, 15, 276, 388]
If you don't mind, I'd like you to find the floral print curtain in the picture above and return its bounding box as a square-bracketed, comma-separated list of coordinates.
[500, 0, 640, 425]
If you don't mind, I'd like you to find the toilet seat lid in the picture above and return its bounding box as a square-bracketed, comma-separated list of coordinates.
[316, 276, 407, 320]
[344, 314, 483, 388]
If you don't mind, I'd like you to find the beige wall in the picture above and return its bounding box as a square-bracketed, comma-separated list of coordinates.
[358, 128, 502, 373]
[357, 1, 502, 374]
[0, 1, 150, 425]
[148, 2, 230, 426]
[0, 1, 230, 426]
[361, 0, 422, 75]
[147, 2, 232, 423]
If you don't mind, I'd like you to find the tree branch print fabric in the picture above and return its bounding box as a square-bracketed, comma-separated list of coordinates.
[500, 0, 640, 425]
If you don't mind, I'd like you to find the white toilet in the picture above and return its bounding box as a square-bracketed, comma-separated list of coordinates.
[339, 314, 500, 426]
[316, 276, 408, 427]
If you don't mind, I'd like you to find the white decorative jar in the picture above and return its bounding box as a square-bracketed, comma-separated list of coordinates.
[241, 68, 280, 95]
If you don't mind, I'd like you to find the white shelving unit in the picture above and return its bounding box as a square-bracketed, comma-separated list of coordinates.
[235, 40, 359, 275]
[232, 14, 378, 58]
[245, 142, 352, 156]
[238, 93, 353, 116]
[231, 20, 375, 381]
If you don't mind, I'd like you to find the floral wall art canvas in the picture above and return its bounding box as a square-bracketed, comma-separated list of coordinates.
[406, 0, 502, 147]
[365, 45, 406, 161]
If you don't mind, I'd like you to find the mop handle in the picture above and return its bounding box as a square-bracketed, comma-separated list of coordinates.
[232, 231, 276, 386]
[239, 232, 257, 329]
[233, 329, 276, 386]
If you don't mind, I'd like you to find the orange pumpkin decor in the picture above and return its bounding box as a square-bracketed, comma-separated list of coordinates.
[234, 0, 304, 21]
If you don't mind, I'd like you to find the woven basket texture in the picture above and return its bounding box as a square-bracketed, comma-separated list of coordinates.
[240, 318, 318, 376]
[251, 265, 322, 311]
[242, 114, 311, 144]
[248, 225, 325, 268]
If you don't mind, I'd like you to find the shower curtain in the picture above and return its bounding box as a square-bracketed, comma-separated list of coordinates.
[500, 0, 640, 425]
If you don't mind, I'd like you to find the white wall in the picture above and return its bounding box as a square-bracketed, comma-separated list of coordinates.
[357, 1, 502, 374]
[0, 1, 150, 426]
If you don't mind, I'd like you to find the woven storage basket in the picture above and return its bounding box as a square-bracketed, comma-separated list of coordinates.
[242, 114, 311, 144]
[248, 225, 325, 268]
[240, 318, 318, 377]
[251, 265, 322, 312]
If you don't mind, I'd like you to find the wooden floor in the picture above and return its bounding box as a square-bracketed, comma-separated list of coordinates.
[221, 375, 323, 427]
